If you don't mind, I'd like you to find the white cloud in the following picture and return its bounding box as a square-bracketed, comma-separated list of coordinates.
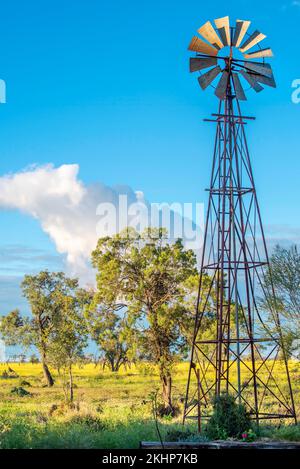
[0, 164, 141, 284]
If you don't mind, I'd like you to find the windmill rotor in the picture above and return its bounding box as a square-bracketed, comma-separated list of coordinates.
[188, 16, 275, 100]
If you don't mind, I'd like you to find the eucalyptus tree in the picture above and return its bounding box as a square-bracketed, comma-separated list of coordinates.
[90, 228, 198, 413]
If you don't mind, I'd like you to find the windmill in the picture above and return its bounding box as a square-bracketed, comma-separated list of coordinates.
[183, 16, 297, 427]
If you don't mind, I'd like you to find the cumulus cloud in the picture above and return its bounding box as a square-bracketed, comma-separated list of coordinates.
[0, 164, 142, 283]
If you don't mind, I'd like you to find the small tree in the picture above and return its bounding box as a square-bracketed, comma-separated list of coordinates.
[0, 271, 85, 387]
[30, 354, 39, 364]
[260, 245, 300, 354]
[86, 305, 137, 372]
[47, 288, 91, 402]
[91, 228, 198, 413]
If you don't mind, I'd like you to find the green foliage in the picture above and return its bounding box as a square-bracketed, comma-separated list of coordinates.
[66, 414, 107, 432]
[260, 244, 300, 355]
[46, 286, 92, 401]
[86, 307, 135, 372]
[91, 228, 198, 410]
[260, 424, 300, 442]
[10, 387, 32, 397]
[241, 428, 257, 442]
[206, 393, 252, 440]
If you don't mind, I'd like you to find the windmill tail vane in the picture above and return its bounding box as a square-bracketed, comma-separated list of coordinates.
[183, 16, 297, 427]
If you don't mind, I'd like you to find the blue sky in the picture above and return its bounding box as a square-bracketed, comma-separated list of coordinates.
[0, 0, 300, 318]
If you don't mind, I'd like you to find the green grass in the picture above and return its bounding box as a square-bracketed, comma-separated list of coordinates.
[0, 362, 299, 448]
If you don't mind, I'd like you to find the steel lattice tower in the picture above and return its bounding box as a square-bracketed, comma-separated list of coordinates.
[183, 16, 297, 427]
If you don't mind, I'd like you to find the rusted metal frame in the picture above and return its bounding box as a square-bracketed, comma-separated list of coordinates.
[183, 105, 223, 424]
[253, 342, 291, 409]
[232, 128, 254, 184]
[229, 343, 280, 410]
[207, 212, 218, 265]
[195, 275, 218, 323]
[258, 347, 279, 413]
[196, 338, 276, 344]
[215, 100, 229, 395]
[193, 346, 211, 405]
[254, 414, 295, 419]
[195, 345, 252, 407]
[240, 195, 265, 268]
[223, 98, 236, 392]
[196, 369, 202, 432]
[208, 187, 253, 195]
[229, 344, 292, 412]
[198, 357, 211, 402]
[204, 260, 266, 270]
[231, 98, 259, 424]
[232, 154, 278, 366]
[212, 113, 255, 120]
[197, 363, 208, 412]
[251, 203, 257, 326]
[244, 264, 279, 342]
[233, 343, 277, 390]
[184, 349, 204, 417]
[196, 339, 251, 402]
[236, 289, 252, 338]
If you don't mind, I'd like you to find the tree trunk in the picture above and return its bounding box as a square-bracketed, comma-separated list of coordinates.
[69, 365, 74, 403]
[42, 359, 54, 387]
[161, 373, 173, 414]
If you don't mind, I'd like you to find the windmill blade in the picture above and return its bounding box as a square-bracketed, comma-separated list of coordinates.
[198, 21, 224, 49]
[244, 48, 273, 59]
[232, 19, 251, 47]
[214, 16, 230, 46]
[240, 69, 264, 92]
[232, 73, 247, 101]
[242, 61, 273, 77]
[239, 30, 266, 53]
[190, 57, 218, 72]
[198, 66, 222, 90]
[253, 71, 276, 88]
[215, 71, 229, 99]
[188, 36, 218, 56]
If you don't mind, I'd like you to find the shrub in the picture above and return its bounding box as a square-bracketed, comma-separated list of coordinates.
[67, 414, 107, 432]
[10, 387, 32, 397]
[206, 393, 252, 440]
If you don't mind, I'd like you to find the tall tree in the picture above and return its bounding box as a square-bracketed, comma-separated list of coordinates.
[91, 228, 198, 413]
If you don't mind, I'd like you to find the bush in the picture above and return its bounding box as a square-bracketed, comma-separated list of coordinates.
[206, 393, 252, 440]
[10, 387, 32, 397]
[67, 414, 107, 432]
[165, 428, 209, 442]
[137, 363, 157, 376]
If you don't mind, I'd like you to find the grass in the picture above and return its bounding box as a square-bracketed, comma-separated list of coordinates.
[0, 361, 299, 448]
